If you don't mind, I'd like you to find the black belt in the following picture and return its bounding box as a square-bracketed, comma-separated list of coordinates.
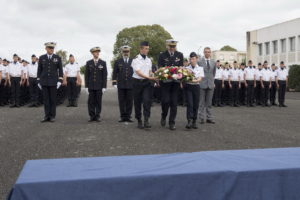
[133, 78, 148, 82]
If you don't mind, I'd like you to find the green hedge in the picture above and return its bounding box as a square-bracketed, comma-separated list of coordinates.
[288, 65, 300, 92]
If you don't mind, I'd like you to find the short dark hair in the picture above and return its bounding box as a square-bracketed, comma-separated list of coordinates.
[140, 41, 149, 47]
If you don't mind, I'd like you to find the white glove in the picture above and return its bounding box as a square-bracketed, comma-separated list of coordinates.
[102, 88, 106, 93]
[38, 83, 42, 90]
[57, 82, 62, 89]
[114, 85, 117, 89]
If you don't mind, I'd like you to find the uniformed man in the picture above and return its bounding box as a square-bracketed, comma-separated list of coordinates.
[255, 63, 263, 105]
[213, 60, 223, 107]
[276, 61, 288, 107]
[260, 61, 272, 107]
[222, 62, 230, 105]
[184, 52, 204, 129]
[37, 42, 64, 122]
[270, 63, 278, 106]
[0, 59, 10, 106]
[239, 63, 246, 105]
[244, 60, 256, 107]
[157, 39, 184, 130]
[132, 41, 156, 129]
[27, 55, 39, 107]
[65, 54, 81, 107]
[85, 47, 107, 122]
[0, 58, 6, 106]
[229, 61, 241, 106]
[112, 45, 134, 122]
[20, 60, 30, 106]
[7, 54, 23, 107]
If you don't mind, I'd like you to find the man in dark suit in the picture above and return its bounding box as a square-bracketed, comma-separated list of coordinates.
[112, 45, 134, 122]
[157, 39, 184, 130]
[85, 47, 107, 122]
[197, 47, 216, 124]
[37, 42, 63, 122]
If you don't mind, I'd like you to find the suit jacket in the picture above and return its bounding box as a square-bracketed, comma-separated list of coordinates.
[112, 57, 133, 89]
[157, 50, 184, 68]
[37, 54, 63, 86]
[85, 59, 107, 90]
[197, 57, 216, 89]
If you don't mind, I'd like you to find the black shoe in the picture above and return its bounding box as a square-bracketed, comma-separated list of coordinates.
[169, 124, 176, 131]
[49, 118, 55, 122]
[126, 119, 134, 123]
[144, 119, 151, 129]
[119, 119, 126, 122]
[95, 117, 101, 122]
[67, 102, 72, 107]
[206, 119, 215, 124]
[137, 120, 144, 129]
[192, 120, 198, 129]
[9, 104, 15, 108]
[199, 119, 205, 124]
[186, 120, 192, 129]
[41, 117, 49, 123]
[73, 102, 78, 107]
[88, 118, 94, 122]
[160, 118, 166, 127]
[217, 104, 223, 107]
[28, 103, 35, 107]
[282, 104, 287, 107]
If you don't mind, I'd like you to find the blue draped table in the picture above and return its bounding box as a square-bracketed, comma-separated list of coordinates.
[7, 147, 300, 200]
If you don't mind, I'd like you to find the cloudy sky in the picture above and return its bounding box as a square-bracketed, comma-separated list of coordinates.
[0, 0, 299, 70]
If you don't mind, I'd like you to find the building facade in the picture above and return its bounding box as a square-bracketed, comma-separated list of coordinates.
[247, 18, 300, 66]
[212, 50, 246, 65]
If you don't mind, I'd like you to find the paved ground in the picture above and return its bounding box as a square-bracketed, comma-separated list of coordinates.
[1, 89, 300, 199]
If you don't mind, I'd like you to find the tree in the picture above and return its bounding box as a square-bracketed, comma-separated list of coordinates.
[112, 24, 173, 66]
[56, 49, 68, 66]
[220, 45, 237, 51]
[288, 65, 300, 91]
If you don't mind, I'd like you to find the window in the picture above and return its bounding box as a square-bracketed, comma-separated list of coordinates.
[281, 39, 286, 53]
[265, 42, 270, 55]
[272, 40, 278, 54]
[298, 36, 300, 50]
[289, 37, 295, 52]
[219, 54, 224, 61]
[258, 43, 262, 56]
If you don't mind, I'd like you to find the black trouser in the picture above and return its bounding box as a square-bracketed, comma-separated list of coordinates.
[10, 77, 21, 105]
[42, 86, 57, 118]
[118, 88, 133, 120]
[0, 79, 6, 104]
[222, 81, 230, 105]
[255, 81, 262, 105]
[185, 84, 200, 120]
[239, 82, 246, 105]
[214, 79, 222, 105]
[57, 85, 67, 104]
[230, 81, 239, 105]
[160, 81, 180, 125]
[88, 89, 102, 119]
[29, 78, 39, 104]
[246, 80, 254, 105]
[153, 87, 161, 103]
[133, 78, 152, 120]
[67, 77, 78, 102]
[262, 81, 270, 105]
[270, 81, 277, 104]
[278, 80, 286, 105]
[178, 87, 185, 105]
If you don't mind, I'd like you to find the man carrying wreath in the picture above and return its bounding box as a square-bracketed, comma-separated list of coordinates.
[157, 39, 184, 131]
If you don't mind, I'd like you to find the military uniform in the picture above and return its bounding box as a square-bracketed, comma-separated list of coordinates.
[277, 64, 288, 107]
[229, 67, 241, 106]
[85, 47, 107, 121]
[270, 66, 278, 105]
[112, 53, 133, 122]
[27, 56, 39, 106]
[7, 56, 23, 107]
[65, 59, 80, 106]
[244, 65, 256, 106]
[157, 39, 183, 129]
[37, 42, 63, 121]
[261, 67, 272, 106]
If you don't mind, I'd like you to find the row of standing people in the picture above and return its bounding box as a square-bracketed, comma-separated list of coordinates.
[212, 60, 289, 107]
[0, 55, 82, 108]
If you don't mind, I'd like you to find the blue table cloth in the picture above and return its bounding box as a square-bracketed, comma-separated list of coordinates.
[7, 147, 300, 200]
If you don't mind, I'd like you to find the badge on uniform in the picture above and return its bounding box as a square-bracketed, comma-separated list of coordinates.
[164, 58, 169, 62]
[175, 57, 181, 62]
[98, 65, 103, 69]
[53, 58, 58, 63]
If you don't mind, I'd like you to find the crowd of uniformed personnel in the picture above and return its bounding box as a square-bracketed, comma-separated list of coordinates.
[0, 53, 82, 110]
[0, 40, 289, 129]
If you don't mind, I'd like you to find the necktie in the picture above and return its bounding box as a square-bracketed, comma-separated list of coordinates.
[206, 60, 210, 70]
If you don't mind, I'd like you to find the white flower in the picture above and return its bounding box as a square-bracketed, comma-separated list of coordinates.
[172, 74, 178, 80]
[164, 69, 169, 73]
